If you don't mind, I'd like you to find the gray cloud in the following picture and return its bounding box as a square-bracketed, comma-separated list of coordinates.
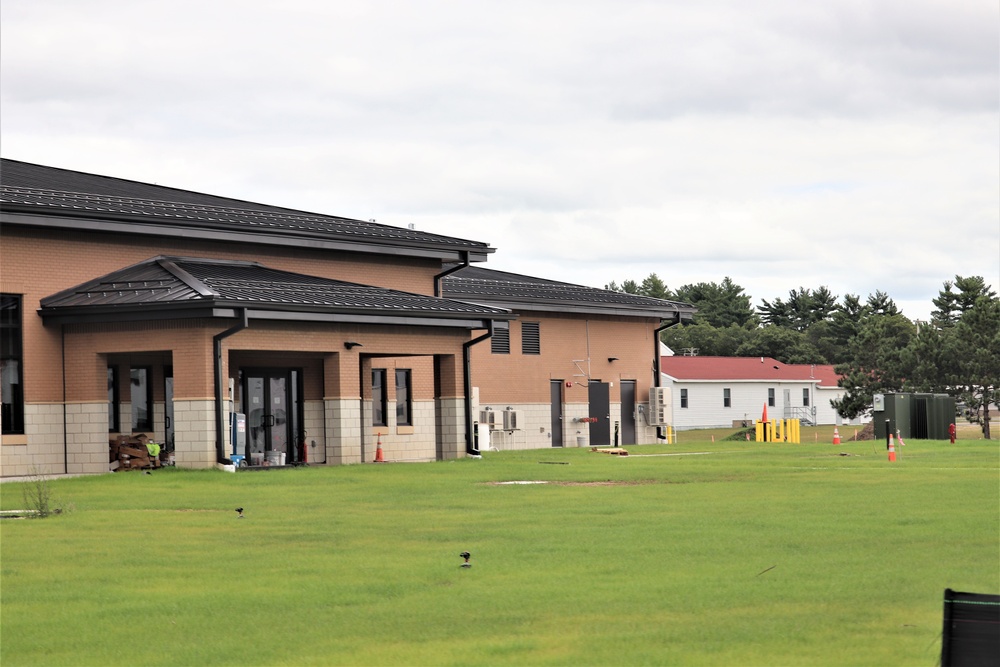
[2, 0, 996, 320]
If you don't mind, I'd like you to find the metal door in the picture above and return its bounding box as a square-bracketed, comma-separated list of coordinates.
[621, 380, 636, 445]
[588, 381, 611, 447]
[550, 380, 564, 447]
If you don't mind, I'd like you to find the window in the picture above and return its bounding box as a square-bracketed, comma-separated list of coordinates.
[802, 388, 810, 407]
[723, 388, 731, 408]
[108, 367, 120, 432]
[131, 367, 153, 432]
[395, 369, 411, 426]
[521, 321, 540, 355]
[768, 388, 775, 408]
[0, 295, 24, 434]
[372, 369, 387, 426]
[680, 388, 688, 409]
[491, 326, 510, 354]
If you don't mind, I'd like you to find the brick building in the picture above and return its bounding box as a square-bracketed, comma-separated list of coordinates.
[443, 267, 693, 449]
[0, 159, 692, 476]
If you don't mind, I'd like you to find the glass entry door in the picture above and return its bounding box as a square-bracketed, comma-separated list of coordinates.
[242, 369, 300, 466]
[164, 368, 174, 460]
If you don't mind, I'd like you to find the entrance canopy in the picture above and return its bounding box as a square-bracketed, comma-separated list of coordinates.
[39, 255, 513, 329]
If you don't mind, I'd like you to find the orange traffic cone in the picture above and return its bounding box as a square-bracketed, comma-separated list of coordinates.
[375, 434, 385, 463]
[832, 427, 841, 445]
[888, 435, 896, 462]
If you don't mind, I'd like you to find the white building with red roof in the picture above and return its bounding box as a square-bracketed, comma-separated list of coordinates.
[659, 356, 863, 431]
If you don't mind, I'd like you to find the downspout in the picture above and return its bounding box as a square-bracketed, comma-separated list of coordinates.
[653, 315, 682, 441]
[214, 309, 249, 464]
[462, 320, 495, 456]
[433, 251, 470, 297]
[61, 324, 68, 474]
[358, 357, 366, 462]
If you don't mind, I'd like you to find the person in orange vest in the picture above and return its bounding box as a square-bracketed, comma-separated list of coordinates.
[948, 422, 956, 444]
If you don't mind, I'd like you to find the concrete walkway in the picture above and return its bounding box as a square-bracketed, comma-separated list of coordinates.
[0, 473, 91, 484]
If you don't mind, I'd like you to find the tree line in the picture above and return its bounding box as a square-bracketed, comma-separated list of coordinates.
[605, 274, 999, 438]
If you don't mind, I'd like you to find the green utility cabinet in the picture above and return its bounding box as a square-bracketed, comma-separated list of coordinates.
[873, 392, 955, 441]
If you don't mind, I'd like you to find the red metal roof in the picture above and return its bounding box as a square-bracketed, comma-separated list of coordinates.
[661, 356, 840, 386]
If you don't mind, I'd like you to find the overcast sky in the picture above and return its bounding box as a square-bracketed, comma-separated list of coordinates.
[2, 0, 997, 321]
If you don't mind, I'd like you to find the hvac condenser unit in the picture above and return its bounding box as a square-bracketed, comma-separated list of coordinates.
[648, 387, 671, 425]
[502, 410, 521, 430]
[479, 410, 497, 429]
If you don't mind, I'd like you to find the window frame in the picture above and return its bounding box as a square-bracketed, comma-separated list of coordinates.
[130, 366, 154, 433]
[768, 388, 775, 408]
[108, 366, 120, 432]
[680, 388, 689, 409]
[723, 387, 731, 408]
[372, 369, 388, 426]
[802, 388, 810, 407]
[0, 294, 24, 435]
[395, 369, 412, 426]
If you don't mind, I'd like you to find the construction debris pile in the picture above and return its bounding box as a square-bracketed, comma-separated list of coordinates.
[849, 422, 875, 441]
[591, 447, 629, 456]
[109, 435, 165, 472]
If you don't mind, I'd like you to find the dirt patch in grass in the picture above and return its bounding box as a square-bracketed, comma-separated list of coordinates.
[488, 479, 661, 487]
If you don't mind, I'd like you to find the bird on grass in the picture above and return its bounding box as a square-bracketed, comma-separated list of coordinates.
[460, 551, 471, 568]
[235, 507, 244, 518]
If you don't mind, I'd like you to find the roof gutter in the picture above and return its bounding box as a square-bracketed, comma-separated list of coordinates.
[653, 315, 683, 441]
[214, 308, 249, 464]
[462, 320, 500, 456]
[434, 251, 470, 297]
[0, 211, 494, 263]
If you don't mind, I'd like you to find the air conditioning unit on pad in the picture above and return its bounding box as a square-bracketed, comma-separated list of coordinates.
[479, 410, 497, 429]
[648, 387, 671, 425]
[502, 409, 521, 430]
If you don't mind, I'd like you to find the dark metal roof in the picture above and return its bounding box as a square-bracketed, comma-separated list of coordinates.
[441, 265, 695, 320]
[1, 159, 494, 262]
[40, 256, 512, 328]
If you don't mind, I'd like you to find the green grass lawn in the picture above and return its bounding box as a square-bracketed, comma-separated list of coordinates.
[2, 439, 997, 666]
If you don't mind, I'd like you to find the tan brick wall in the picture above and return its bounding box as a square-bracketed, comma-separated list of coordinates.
[2, 221, 664, 475]
[470, 311, 663, 449]
[324, 398, 362, 465]
[172, 399, 216, 469]
[470, 312, 660, 404]
[435, 397, 465, 460]
[475, 400, 661, 451]
[303, 399, 325, 464]
[0, 403, 70, 476]
[0, 228, 445, 406]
